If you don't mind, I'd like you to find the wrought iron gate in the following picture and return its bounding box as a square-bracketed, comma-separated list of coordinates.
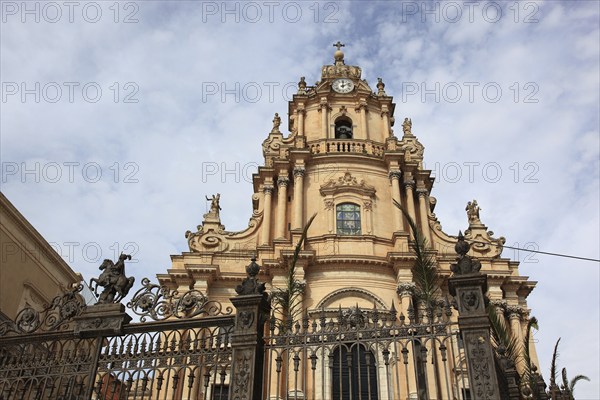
[1, 254, 550, 400]
[0, 279, 236, 400]
[262, 304, 470, 400]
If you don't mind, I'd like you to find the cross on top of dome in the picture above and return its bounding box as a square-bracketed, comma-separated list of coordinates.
[333, 41, 345, 65]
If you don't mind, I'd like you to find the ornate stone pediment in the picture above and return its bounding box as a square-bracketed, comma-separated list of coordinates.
[319, 172, 376, 197]
[321, 64, 362, 80]
[185, 195, 263, 253]
[464, 225, 506, 257]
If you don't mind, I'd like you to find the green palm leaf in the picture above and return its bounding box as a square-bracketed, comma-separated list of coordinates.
[550, 338, 561, 386]
[392, 199, 438, 305]
[569, 374, 590, 394]
[487, 305, 519, 362]
[271, 213, 317, 326]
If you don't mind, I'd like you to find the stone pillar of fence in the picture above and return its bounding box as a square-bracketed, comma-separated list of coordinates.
[448, 232, 502, 400]
[229, 257, 271, 400]
[73, 303, 132, 337]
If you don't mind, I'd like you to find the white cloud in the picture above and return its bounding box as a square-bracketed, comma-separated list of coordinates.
[1, 1, 598, 396]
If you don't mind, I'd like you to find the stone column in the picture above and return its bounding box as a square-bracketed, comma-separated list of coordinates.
[297, 107, 305, 136]
[261, 186, 274, 245]
[404, 179, 417, 238]
[448, 233, 502, 400]
[363, 200, 373, 234]
[292, 167, 305, 230]
[381, 107, 390, 137]
[396, 283, 418, 398]
[416, 187, 431, 243]
[325, 199, 335, 233]
[489, 300, 507, 327]
[506, 306, 524, 374]
[275, 176, 289, 239]
[389, 170, 403, 232]
[73, 303, 132, 337]
[320, 100, 329, 138]
[229, 258, 271, 400]
[356, 101, 368, 139]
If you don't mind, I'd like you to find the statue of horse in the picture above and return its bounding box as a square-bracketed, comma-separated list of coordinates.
[89, 254, 135, 304]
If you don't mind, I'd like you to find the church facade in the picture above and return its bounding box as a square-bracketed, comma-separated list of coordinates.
[159, 45, 538, 398]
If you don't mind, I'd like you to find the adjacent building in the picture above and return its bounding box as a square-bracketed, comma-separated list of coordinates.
[0, 192, 82, 322]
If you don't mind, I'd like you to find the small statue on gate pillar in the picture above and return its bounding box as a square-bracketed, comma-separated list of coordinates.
[89, 254, 135, 304]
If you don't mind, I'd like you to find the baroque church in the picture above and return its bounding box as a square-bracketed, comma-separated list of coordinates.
[0, 44, 561, 400]
[164, 43, 535, 337]
[159, 44, 538, 398]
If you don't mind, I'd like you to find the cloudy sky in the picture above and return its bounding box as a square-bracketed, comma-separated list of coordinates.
[1, 0, 598, 396]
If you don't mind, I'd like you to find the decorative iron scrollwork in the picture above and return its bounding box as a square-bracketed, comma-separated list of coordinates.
[127, 278, 232, 321]
[0, 284, 86, 336]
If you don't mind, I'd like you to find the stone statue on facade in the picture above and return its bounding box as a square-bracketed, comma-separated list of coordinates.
[466, 200, 481, 225]
[206, 193, 221, 216]
[89, 254, 135, 304]
[402, 117, 412, 135]
[271, 113, 281, 133]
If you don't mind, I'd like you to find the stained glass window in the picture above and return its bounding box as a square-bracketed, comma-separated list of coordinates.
[336, 203, 361, 235]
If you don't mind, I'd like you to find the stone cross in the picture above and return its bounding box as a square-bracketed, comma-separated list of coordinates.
[333, 41, 345, 50]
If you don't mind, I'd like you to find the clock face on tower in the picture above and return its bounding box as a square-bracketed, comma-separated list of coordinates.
[332, 78, 354, 93]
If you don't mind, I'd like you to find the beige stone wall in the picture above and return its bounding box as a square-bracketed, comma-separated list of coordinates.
[163, 53, 538, 376]
[0, 192, 81, 320]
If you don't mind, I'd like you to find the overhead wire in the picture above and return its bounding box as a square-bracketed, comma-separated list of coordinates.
[466, 240, 600, 263]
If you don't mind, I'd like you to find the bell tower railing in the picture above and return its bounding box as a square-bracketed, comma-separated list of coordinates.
[308, 138, 385, 158]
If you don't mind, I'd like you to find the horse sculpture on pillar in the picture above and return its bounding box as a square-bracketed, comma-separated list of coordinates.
[90, 254, 135, 304]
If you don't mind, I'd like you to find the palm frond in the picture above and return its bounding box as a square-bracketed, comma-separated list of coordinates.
[487, 305, 519, 362]
[271, 213, 317, 325]
[522, 316, 539, 381]
[549, 337, 561, 386]
[562, 367, 569, 389]
[569, 374, 590, 394]
[392, 199, 438, 305]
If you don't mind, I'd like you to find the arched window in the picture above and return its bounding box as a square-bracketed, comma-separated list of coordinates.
[331, 344, 378, 400]
[335, 118, 353, 139]
[336, 203, 361, 235]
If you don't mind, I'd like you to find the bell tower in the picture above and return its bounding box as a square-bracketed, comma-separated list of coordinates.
[290, 41, 396, 145]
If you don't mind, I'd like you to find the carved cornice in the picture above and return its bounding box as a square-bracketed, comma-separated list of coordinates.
[416, 187, 428, 196]
[321, 63, 362, 80]
[489, 299, 507, 311]
[277, 176, 290, 187]
[388, 170, 402, 181]
[505, 305, 523, 319]
[313, 255, 390, 267]
[293, 167, 306, 178]
[319, 172, 376, 197]
[316, 287, 387, 310]
[324, 199, 335, 210]
[396, 282, 416, 297]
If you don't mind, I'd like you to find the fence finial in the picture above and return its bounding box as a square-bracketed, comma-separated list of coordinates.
[235, 257, 266, 295]
[451, 231, 482, 275]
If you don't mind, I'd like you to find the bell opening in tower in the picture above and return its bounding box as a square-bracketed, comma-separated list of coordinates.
[334, 117, 353, 139]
